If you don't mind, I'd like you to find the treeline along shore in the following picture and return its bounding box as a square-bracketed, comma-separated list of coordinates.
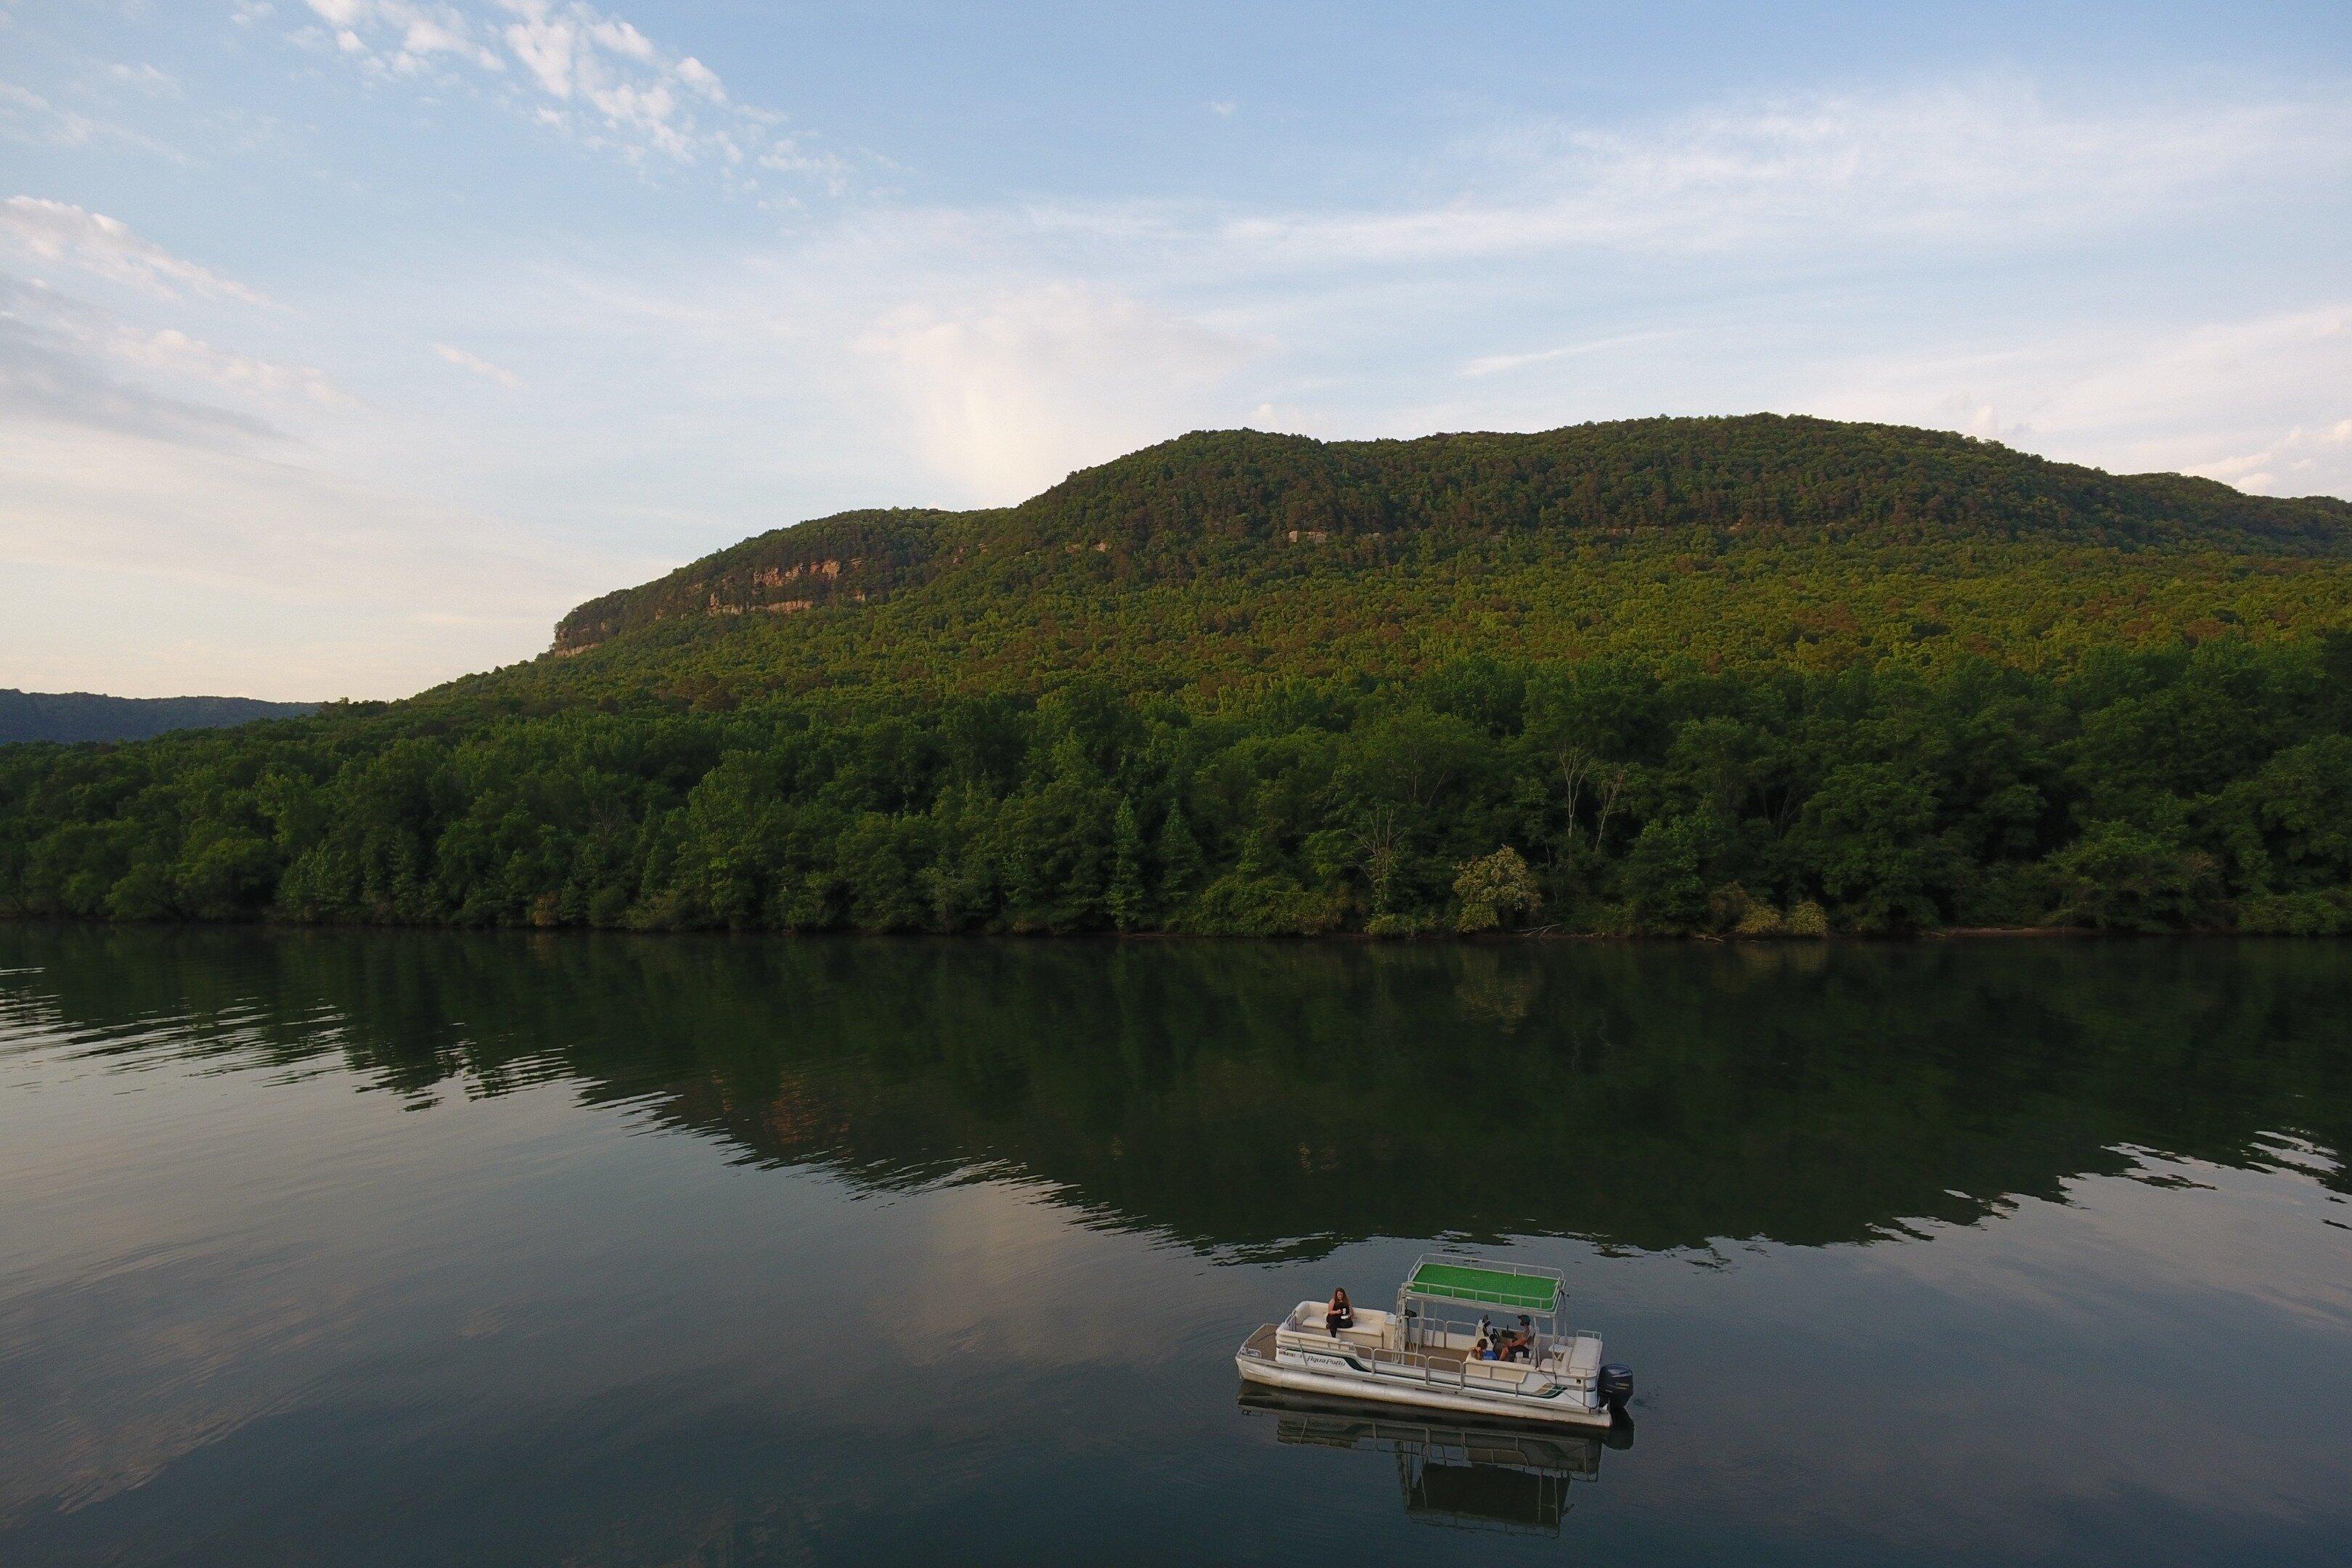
[5, 417, 2350, 936]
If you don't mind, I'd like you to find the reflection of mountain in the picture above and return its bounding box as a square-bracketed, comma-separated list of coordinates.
[4, 928, 2347, 1255]
[1240, 1388, 1617, 1535]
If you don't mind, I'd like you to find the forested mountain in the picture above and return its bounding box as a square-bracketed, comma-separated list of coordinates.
[0, 690, 317, 745]
[532, 419, 2352, 703]
[4, 415, 2351, 936]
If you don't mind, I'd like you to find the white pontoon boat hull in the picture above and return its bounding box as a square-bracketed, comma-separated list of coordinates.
[1234, 1351, 1617, 1429]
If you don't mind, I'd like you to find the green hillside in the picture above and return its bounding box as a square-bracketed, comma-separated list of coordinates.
[4, 415, 2351, 936]
[526, 417, 2352, 707]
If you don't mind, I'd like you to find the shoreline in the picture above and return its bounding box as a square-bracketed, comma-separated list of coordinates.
[2, 914, 2324, 942]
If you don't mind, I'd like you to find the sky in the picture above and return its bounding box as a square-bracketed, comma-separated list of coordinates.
[1, 1, 2348, 701]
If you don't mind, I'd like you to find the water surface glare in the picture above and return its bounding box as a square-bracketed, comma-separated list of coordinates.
[1, 928, 2348, 1565]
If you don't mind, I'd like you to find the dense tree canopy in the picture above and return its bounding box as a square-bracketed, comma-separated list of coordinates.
[4, 417, 2349, 936]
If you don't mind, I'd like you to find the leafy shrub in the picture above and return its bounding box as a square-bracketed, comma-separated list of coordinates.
[2049, 821, 2220, 931]
[1784, 901, 1831, 937]
[1453, 847, 1541, 933]
[2237, 889, 2352, 936]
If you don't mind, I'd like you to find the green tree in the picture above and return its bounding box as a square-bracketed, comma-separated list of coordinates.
[2049, 820, 2218, 931]
[1453, 846, 1542, 932]
[1792, 763, 1951, 931]
[1156, 807, 1204, 910]
[1107, 798, 1149, 931]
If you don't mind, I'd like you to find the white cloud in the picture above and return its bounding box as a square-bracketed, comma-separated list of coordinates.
[0, 277, 346, 444]
[1802, 306, 2352, 497]
[2180, 417, 2352, 498]
[0, 82, 187, 161]
[296, 0, 831, 180]
[1461, 329, 1687, 378]
[858, 283, 1265, 499]
[433, 340, 522, 388]
[0, 297, 281, 449]
[102, 63, 181, 98]
[585, 17, 653, 63]
[673, 55, 723, 102]
[0, 415, 633, 699]
[116, 327, 350, 407]
[301, 0, 503, 70]
[0, 197, 264, 302]
[497, 4, 575, 94]
[756, 133, 844, 186]
[1200, 81, 2352, 269]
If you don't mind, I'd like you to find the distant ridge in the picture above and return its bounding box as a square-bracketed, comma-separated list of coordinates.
[0, 690, 317, 745]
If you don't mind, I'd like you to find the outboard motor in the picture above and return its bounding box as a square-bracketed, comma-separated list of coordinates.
[1598, 1363, 1634, 1416]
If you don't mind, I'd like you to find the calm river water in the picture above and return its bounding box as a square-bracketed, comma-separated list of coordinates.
[1, 928, 2348, 1566]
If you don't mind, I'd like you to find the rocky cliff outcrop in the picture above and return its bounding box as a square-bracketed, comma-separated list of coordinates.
[552, 510, 949, 653]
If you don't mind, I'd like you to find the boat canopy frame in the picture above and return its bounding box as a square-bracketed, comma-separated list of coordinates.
[1395, 1253, 1566, 1323]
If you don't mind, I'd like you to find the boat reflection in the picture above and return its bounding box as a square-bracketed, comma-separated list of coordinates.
[1238, 1388, 1630, 1536]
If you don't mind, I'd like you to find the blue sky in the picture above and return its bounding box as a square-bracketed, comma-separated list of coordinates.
[3, 1, 2348, 698]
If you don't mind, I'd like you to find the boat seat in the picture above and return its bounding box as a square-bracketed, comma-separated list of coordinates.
[1293, 1304, 1389, 1350]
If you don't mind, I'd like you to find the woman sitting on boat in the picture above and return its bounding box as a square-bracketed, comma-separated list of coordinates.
[1325, 1287, 1354, 1336]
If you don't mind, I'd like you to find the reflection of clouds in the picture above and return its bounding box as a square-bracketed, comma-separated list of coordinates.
[0, 1061, 387, 1524]
[0, 1247, 351, 1524]
[1862, 1147, 2352, 1334]
[0, 1055, 592, 1527]
[1625, 1151, 2352, 1556]
[885, 1177, 1177, 1366]
[0, 1018, 1225, 1540]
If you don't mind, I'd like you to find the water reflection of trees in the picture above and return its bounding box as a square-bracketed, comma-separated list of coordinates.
[5, 928, 2346, 1254]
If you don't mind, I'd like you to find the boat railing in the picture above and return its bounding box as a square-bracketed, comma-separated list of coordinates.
[1416, 1251, 1568, 1288]
[1276, 1300, 1601, 1390]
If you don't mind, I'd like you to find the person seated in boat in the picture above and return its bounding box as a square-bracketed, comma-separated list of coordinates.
[1501, 1315, 1535, 1362]
[1325, 1287, 1354, 1336]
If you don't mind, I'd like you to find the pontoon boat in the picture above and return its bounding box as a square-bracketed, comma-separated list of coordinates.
[1235, 1253, 1631, 1429]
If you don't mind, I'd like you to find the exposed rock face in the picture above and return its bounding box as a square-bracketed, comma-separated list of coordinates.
[551, 510, 946, 653]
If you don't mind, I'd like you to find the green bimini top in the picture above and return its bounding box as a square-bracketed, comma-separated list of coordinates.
[1403, 1259, 1562, 1313]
